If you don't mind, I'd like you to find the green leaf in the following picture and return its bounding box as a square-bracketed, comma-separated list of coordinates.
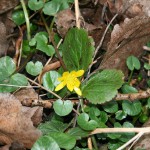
[43, 0, 69, 16]
[29, 32, 55, 56]
[115, 110, 127, 120]
[43, 71, 61, 91]
[77, 113, 98, 131]
[82, 70, 124, 104]
[0, 73, 28, 92]
[28, 0, 44, 11]
[31, 135, 60, 150]
[26, 61, 43, 76]
[12, 10, 25, 25]
[62, 28, 94, 71]
[144, 63, 150, 70]
[126, 55, 141, 71]
[122, 100, 142, 116]
[0, 56, 16, 82]
[102, 101, 118, 113]
[99, 111, 108, 123]
[53, 99, 73, 116]
[108, 141, 123, 150]
[49, 132, 76, 150]
[38, 120, 68, 135]
[67, 127, 89, 139]
[121, 84, 138, 94]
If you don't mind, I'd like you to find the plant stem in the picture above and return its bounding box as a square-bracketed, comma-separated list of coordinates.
[91, 136, 98, 150]
[20, 0, 31, 40]
[128, 69, 134, 83]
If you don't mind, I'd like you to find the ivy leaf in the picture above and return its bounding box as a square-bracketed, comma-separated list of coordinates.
[77, 113, 98, 131]
[122, 100, 142, 116]
[0, 56, 16, 81]
[62, 28, 94, 71]
[126, 55, 141, 71]
[49, 132, 76, 150]
[53, 99, 73, 116]
[0, 73, 28, 93]
[29, 32, 55, 56]
[28, 0, 44, 11]
[12, 10, 25, 25]
[82, 70, 124, 104]
[102, 101, 118, 113]
[67, 127, 89, 139]
[43, 0, 69, 16]
[26, 61, 43, 76]
[43, 71, 61, 91]
[31, 135, 60, 150]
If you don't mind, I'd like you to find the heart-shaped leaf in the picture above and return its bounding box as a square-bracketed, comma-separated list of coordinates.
[62, 28, 94, 72]
[12, 10, 25, 25]
[28, 0, 44, 11]
[53, 99, 73, 116]
[31, 135, 60, 150]
[0, 56, 16, 82]
[102, 101, 118, 113]
[49, 132, 76, 150]
[126, 55, 141, 71]
[82, 70, 124, 104]
[122, 100, 142, 116]
[43, 71, 61, 91]
[26, 61, 43, 76]
[77, 113, 98, 131]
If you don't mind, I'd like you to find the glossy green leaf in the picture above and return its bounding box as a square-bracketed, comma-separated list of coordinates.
[77, 113, 98, 131]
[29, 32, 55, 56]
[67, 127, 89, 139]
[82, 70, 124, 104]
[26, 61, 43, 76]
[126, 55, 141, 71]
[62, 28, 94, 71]
[31, 135, 60, 150]
[102, 101, 118, 113]
[28, 0, 44, 11]
[144, 63, 150, 70]
[122, 100, 142, 116]
[50, 132, 76, 150]
[43, 71, 61, 91]
[38, 120, 68, 135]
[115, 110, 127, 120]
[0, 73, 28, 92]
[0, 56, 16, 82]
[99, 111, 108, 123]
[12, 10, 25, 25]
[53, 99, 73, 116]
[121, 84, 138, 94]
[43, 0, 69, 16]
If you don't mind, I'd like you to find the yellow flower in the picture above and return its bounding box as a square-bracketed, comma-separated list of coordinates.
[55, 70, 84, 96]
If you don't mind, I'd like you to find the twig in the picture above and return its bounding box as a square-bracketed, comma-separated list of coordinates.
[27, 77, 62, 99]
[75, 0, 81, 28]
[90, 127, 150, 135]
[88, 137, 93, 150]
[116, 88, 150, 101]
[117, 132, 144, 150]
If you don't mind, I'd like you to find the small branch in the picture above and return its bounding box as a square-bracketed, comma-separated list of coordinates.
[88, 137, 93, 150]
[117, 132, 144, 150]
[75, 0, 81, 28]
[116, 88, 150, 101]
[90, 127, 150, 135]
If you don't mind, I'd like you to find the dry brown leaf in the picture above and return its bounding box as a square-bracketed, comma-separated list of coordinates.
[0, 93, 42, 149]
[99, 16, 150, 74]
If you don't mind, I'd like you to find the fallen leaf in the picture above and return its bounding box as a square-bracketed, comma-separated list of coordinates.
[0, 93, 42, 149]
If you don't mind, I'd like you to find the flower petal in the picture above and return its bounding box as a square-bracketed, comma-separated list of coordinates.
[67, 82, 74, 92]
[74, 87, 82, 96]
[74, 78, 80, 87]
[75, 70, 84, 77]
[55, 82, 66, 91]
[63, 71, 69, 77]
